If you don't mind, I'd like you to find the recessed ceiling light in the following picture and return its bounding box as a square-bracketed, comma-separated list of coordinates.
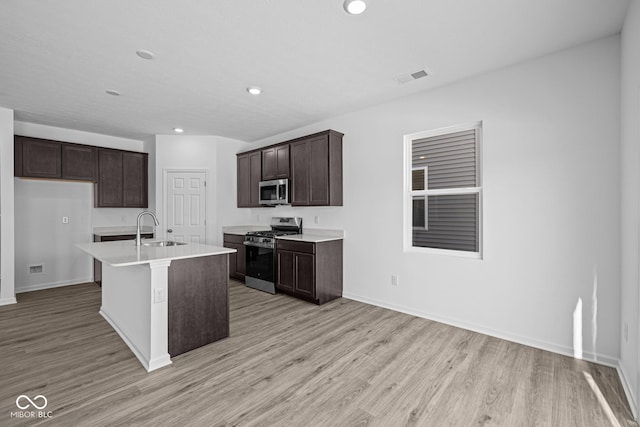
[173, 128, 184, 133]
[105, 89, 121, 96]
[247, 86, 262, 95]
[136, 49, 155, 60]
[343, 0, 366, 15]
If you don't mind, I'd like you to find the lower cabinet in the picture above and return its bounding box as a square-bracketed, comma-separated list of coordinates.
[93, 233, 153, 285]
[276, 239, 343, 305]
[223, 233, 246, 281]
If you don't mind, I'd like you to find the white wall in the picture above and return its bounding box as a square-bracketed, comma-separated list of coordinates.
[620, 0, 640, 415]
[249, 36, 622, 364]
[14, 122, 148, 227]
[0, 107, 16, 305]
[155, 135, 249, 246]
[14, 180, 93, 292]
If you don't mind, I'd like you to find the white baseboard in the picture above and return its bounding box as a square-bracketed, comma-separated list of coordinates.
[617, 364, 638, 420]
[16, 277, 94, 294]
[0, 297, 17, 306]
[99, 307, 171, 373]
[342, 291, 619, 368]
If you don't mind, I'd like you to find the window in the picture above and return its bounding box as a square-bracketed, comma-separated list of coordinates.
[404, 122, 482, 257]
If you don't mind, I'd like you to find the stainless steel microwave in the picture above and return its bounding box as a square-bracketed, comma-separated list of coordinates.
[259, 179, 289, 206]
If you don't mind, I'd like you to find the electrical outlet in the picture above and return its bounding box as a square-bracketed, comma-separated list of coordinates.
[154, 288, 166, 303]
[314, 216, 320, 224]
[391, 275, 399, 286]
[62, 216, 69, 224]
[121, 215, 127, 223]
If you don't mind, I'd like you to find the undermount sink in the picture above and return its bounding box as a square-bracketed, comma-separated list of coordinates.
[142, 240, 188, 247]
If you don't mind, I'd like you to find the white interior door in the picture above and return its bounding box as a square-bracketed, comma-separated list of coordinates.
[165, 171, 207, 243]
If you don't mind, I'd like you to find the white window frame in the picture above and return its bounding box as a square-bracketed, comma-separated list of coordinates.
[412, 166, 428, 231]
[403, 121, 483, 259]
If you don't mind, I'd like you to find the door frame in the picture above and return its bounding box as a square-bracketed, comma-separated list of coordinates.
[162, 169, 208, 242]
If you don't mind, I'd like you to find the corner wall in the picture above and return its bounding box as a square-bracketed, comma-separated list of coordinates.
[620, 0, 640, 415]
[250, 36, 622, 364]
[0, 107, 15, 305]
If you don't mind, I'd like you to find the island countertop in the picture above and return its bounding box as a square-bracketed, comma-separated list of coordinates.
[77, 240, 236, 267]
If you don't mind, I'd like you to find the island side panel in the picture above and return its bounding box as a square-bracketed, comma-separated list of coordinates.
[168, 254, 229, 357]
[101, 263, 152, 362]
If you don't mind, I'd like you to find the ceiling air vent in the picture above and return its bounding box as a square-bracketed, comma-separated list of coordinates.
[395, 68, 431, 85]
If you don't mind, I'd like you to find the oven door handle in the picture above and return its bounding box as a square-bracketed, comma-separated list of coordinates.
[243, 241, 274, 249]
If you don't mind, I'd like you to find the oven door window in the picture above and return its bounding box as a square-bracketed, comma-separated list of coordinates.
[245, 245, 274, 282]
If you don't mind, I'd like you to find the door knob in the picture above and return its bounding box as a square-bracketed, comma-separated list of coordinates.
[167, 229, 173, 233]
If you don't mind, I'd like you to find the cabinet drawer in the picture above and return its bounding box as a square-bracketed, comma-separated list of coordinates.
[277, 239, 315, 254]
[223, 233, 245, 245]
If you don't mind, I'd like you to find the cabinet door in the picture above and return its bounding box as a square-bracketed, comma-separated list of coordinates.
[97, 149, 123, 207]
[123, 152, 148, 208]
[19, 137, 62, 178]
[249, 151, 262, 206]
[308, 135, 329, 205]
[237, 154, 251, 207]
[62, 144, 97, 181]
[290, 140, 310, 205]
[262, 148, 276, 181]
[294, 252, 315, 299]
[275, 145, 290, 178]
[224, 241, 246, 280]
[276, 250, 295, 292]
[237, 152, 262, 207]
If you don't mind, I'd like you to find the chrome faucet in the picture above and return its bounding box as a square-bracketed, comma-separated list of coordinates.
[136, 211, 160, 246]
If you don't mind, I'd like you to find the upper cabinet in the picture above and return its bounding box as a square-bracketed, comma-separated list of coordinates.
[262, 145, 289, 180]
[236, 130, 343, 208]
[61, 143, 97, 181]
[15, 136, 62, 179]
[14, 135, 147, 208]
[96, 149, 148, 208]
[290, 130, 343, 206]
[237, 151, 262, 207]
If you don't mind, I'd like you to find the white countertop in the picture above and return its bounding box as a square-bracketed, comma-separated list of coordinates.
[77, 240, 235, 267]
[276, 233, 343, 243]
[93, 226, 155, 237]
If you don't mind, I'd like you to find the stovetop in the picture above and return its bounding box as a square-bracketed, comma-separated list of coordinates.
[246, 230, 298, 238]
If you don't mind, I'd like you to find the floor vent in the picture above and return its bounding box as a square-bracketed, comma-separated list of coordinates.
[29, 265, 43, 275]
[395, 67, 431, 84]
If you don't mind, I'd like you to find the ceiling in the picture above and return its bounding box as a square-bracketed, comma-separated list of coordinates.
[0, 0, 630, 142]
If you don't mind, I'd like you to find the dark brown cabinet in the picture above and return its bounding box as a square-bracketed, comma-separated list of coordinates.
[236, 129, 343, 208]
[96, 149, 148, 208]
[276, 239, 343, 305]
[262, 145, 290, 180]
[223, 233, 246, 281]
[237, 151, 262, 207]
[14, 136, 62, 179]
[290, 130, 343, 206]
[14, 135, 148, 208]
[15, 136, 98, 181]
[168, 255, 229, 357]
[61, 144, 97, 181]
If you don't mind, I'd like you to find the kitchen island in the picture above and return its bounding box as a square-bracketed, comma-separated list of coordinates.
[77, 240, 235, 372]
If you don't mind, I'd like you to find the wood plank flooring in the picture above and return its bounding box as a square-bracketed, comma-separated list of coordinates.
[0, 280, 636, 426]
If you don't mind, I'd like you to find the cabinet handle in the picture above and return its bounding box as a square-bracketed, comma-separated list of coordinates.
[167, 229, 173, 233]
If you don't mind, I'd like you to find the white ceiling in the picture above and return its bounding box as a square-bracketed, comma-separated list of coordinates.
[0, 0, 630, 142]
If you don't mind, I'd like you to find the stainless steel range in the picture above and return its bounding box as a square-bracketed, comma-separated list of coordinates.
[243, 217, 302, 294]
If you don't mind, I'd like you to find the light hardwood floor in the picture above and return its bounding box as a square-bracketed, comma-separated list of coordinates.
[0, 280, 636, 426]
